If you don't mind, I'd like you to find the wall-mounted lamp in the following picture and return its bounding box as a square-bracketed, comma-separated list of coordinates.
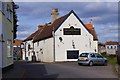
[59, 37, 64, 44]
[59, 37, 63, 42]
[72, 40, 75, 49]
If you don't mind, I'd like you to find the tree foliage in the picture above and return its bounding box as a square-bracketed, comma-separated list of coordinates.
[13, 2, 19, 39]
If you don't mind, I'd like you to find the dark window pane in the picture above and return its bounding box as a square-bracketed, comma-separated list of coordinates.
[90, 53, 96, 58]
[96, 54, 103, 58]
[67, 50, 79, 59]
[63, 28, 81, 35]
[80, 53, 89, 57]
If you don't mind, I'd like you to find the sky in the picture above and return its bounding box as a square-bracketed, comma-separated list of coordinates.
[14, 1, 118, 43]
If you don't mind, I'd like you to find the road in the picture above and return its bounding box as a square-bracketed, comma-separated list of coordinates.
[2, 61, 119, 79]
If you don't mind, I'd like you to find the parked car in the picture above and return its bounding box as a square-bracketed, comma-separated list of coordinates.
[78, 52, 108, 66]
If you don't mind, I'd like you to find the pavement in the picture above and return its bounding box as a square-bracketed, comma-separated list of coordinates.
[2, 61, 119, 80]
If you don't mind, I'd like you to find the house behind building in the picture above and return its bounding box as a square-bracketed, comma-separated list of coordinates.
[106, 41, 119, 55]
[13, 39, 23, 60]
[98, 42, 106, 53]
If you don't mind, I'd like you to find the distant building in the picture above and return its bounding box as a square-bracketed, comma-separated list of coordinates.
[106, 41, 119, 55]
[0, 1, 18, 71]
[13, 39, 23, 60]
[98, 42, 106, 53]
[23, 8, 98, 62]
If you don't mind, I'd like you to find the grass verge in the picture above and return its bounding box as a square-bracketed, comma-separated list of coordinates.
[101, 52, 118, 74]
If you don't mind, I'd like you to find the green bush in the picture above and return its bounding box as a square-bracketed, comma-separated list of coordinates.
[101, 52, 117, 65]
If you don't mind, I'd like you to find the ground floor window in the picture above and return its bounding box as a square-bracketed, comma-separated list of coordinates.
[67, 50, 79, 59]
[7, 40, 12, 57]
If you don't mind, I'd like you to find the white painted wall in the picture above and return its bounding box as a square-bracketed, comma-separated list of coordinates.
[55, 13, 97, 61]
[93, 41, 98, 52]
[106, 45, 118, 55]
[34, 38, 54, 62]
[1, 2, 14, 68]
[22, 40, 34, 61]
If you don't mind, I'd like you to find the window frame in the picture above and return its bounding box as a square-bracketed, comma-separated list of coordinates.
[7, 40, 12, 57]
[63, 26, 81, 35]
[67, 50, 79, 59]
[6, 4, 12, 21]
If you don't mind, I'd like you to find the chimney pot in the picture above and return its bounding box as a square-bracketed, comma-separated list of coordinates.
[90, 18, 94, 28]
[51, 8, 59, 24]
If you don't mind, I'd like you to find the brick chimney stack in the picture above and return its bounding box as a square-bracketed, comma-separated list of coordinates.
[51, 8, 59, 24]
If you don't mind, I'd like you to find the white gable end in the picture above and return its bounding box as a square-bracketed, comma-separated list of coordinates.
[54, 12, 95, 61]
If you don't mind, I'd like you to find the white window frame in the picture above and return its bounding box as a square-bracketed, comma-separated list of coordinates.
[2, 2, 5, 14]
[6, 4, 12, 21]
[7, 40, 12, 57]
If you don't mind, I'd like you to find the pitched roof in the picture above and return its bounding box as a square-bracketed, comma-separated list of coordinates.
[14, 39, 23, 46]
[54, 10, 91, 34]
[33, 15, 67, 42]
[23, 30, 39, 42]
[25, 10, 98, 42]
[85, 24, 98, 41]
[106, 42, 119, 45]
[98, 42, 105, 46]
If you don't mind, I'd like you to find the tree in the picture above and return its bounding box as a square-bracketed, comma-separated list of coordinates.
[12, 2, 19, 39]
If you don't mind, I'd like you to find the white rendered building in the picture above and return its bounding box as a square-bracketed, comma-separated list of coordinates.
[23, 9, 98, 62]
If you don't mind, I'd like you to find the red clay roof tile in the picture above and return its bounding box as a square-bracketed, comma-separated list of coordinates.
[14, 39, 23, 46]
[85, 24, 98, 41]
[106, 42, 119, 45]
[33, 15, 67, 42]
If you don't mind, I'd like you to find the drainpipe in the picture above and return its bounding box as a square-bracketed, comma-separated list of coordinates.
[33, 42, 34, 51]
[52, 28, 55, 62]
[24, 42, 26, 61]
[1, 34, 4, 69]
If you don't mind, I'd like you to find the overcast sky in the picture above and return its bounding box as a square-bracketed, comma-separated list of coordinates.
[14, 2, 118, 43]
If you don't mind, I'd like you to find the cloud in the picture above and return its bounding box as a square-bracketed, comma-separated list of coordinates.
[15, 2, 118, 42]
[16, 31, 30, 39]
[16, 2, 118, 23]
[13, 0, 119, 2]
[17, 31, 29, 35]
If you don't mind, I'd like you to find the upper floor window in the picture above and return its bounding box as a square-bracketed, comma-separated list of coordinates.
[6, 4, 12, 20]
[63, 26, 81, 35]
[0, 2, 5, 13]
[28, 44, 31, 51]
[0, 1, 2, 11]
